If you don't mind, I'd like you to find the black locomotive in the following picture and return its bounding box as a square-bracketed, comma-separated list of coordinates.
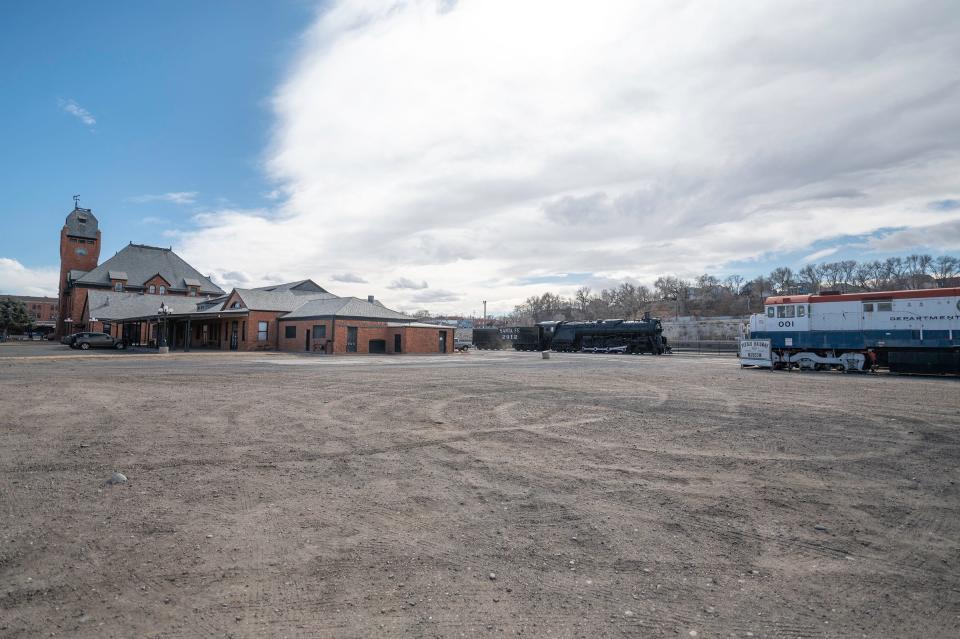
[473, 317, 669, 354]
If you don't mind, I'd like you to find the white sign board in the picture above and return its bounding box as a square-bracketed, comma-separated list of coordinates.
[739, 338, 772, 367]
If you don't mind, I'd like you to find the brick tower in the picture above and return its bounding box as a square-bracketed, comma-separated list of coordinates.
[56, 205, 101, 336]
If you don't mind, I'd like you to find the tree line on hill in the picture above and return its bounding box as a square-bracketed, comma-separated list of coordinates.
[506, 254, 960, 323]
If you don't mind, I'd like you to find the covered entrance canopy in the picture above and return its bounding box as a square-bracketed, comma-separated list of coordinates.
[114, 308, 250, 351]
[81, 289, 249, 351]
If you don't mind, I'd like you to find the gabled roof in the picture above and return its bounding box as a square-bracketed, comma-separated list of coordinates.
[251, 279, 328, 294]
[84, 290, 213, 321]
[75, 243, 224, 294]
[232, 288, 338, 312]
[280, 296, 414, 321]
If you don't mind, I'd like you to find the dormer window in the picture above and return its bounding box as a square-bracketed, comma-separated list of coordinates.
[189, 287, 197, 297]
[77, 216, 87, 224]
[231, 302, 241, 309]
[114, 282, 123, 292]
[149, 285, 156, 294]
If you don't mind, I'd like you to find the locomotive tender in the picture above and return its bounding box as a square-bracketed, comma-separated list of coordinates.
[473, 317, 669, 354]
[747, 287, 960, 374]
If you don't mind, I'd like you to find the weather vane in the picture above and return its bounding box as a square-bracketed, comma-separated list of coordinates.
[73, 194, 80, 209]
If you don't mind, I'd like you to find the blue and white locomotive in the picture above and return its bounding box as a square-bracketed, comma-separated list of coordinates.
[746, 287, 960, 374]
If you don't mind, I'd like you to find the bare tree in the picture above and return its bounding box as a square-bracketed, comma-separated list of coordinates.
[798, 264, 820, 293]
[852, 262, 873, 290]
[574, 286, 591, 316]
[838, 260, 857, 292]
[769, 267, 794, 294]
[723, 274, 744, 296]
[932, 255, 959, 286]
[884, 257, 905, 287]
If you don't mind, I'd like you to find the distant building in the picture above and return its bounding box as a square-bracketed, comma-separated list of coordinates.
[0, 295, 58, 332]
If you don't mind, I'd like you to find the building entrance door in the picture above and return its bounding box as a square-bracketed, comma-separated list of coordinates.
[439, 331, 447, 353]
[305, 327, 311, 352]
[394, 334, 402, 353]
[346, 326, 358, 353]
[230, 321, 238, 350]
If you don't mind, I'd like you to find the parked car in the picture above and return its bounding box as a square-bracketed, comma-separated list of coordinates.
[69, 332, 126, 350]
[454, 338, 472, 352]
[60, 334, 76, 346]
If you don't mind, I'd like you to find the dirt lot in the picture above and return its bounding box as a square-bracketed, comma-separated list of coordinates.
[1, 346, 958, 638]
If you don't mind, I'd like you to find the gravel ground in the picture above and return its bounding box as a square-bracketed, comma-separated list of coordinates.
[1, 347, 958, 638]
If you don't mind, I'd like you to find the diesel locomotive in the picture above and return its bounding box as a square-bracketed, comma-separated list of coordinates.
[747, 287, 960, 374]
[473, 317, 669, 354]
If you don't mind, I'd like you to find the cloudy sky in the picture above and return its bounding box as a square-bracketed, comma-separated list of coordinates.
[2, 0, 959, 314]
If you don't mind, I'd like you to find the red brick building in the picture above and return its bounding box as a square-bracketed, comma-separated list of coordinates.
[57, 205, 224, 337]
[58, 205, 453, 354]
[0, 295, 58, 333]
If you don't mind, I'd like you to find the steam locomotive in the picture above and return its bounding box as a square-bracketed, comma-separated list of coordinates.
[473, 317, 669, 354]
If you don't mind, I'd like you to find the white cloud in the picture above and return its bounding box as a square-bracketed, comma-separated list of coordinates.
[331, 272, 368, 283]
[867, 219, 960, 252]
[59, 98, 96, 127]
[0, 258, 59, 296]
[388, 277, 428, 290]
[801, 247, 840, 264]
[171, 0, 960, 314]
[130, 192, 199, 205]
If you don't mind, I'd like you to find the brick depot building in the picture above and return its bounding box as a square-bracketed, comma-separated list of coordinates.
[57, 206, 453, 354]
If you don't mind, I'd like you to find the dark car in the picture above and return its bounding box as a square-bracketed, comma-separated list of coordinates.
[70, 332, 126, 350]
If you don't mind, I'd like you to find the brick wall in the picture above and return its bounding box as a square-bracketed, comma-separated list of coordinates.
[277, 319, 452, 354]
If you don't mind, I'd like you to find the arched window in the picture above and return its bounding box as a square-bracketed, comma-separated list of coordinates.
[149, 285, 156, 294]
[231, 301, 241, 309]
[159, 285, 166, 294]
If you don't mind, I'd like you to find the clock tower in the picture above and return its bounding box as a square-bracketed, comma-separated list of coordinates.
[57, 205, 101, 336]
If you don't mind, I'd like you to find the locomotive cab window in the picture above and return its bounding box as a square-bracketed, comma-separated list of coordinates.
[766, 307, 774, 318]
[797, 305, 806, 317]
[863, 303, 874, 313]
[777, 305, 795, 318]
[785, 306, 796, 318]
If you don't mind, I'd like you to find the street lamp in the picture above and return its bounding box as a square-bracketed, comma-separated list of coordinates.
[158, 302, 172, 350]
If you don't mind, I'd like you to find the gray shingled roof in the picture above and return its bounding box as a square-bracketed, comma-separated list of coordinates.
[68, 269, 88, 282]
[85, 291, 212, 321]
[64, 207, 99, 240]
[183, 277, 202, 287]
[251, 279, 329, 293]
[76, 244, 223, 294]
[281, 297, 414, 321]
[108, 270, 128, 281]
[233, 288, 338, 312]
